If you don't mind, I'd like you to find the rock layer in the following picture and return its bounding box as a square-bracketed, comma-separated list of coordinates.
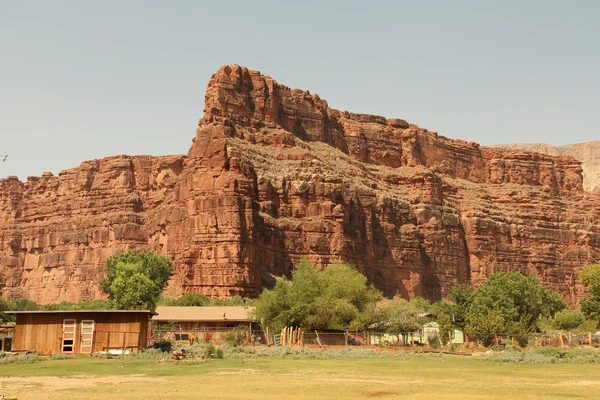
[1, 65, 599, 305]
[494, 142, 600, 192]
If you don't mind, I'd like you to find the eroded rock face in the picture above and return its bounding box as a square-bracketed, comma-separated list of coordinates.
[1, 65, 599, 305]
[494, 142, 600, 192]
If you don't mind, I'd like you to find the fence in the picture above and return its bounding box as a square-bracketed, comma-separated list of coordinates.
[148, 327, 600, 349]
[150, 328, 270, 346]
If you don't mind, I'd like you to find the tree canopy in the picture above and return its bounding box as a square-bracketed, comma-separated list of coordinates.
[100, 250, 174, 310]
[253, 259, 382, 331]
[375, 299, 425, 337]
[464, 272, 566, 345]
[580, 261, 600, 323]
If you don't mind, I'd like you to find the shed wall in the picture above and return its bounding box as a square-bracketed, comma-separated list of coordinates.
[14, 312, 150, 355]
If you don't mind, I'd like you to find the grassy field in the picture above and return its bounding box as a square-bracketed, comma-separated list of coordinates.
[0, 354, 599, 399]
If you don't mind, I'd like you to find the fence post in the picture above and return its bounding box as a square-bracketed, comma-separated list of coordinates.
[559, 334, 565, 349]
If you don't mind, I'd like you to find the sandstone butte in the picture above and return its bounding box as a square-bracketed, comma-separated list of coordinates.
[1, 65, 599, 306]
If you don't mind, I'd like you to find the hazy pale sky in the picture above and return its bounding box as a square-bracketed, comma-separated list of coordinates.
[1, 0, 598, 180]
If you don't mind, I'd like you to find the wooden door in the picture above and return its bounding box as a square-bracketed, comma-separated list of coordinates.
[80, 320, 95, 354]
[62, 319, 77, 353]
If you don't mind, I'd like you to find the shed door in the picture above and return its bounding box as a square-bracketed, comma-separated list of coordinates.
[62, 319, 77, 353]
[80, 320, 95, 354]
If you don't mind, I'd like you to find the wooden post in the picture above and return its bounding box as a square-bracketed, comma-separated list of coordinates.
[300, 330, 304, 348]
[589, 333, 593, 346]
[266, 327, 270, 346]
[315, 330, 322, 346]
[511, 337, 514, 346]
[345, 331, 348, 347]
[559, 334, 565, 349]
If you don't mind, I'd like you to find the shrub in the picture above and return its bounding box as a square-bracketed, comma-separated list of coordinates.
[129, 348, 171, 360]
[48, 353, 71, 360]
[152, 340, 173, 353]
[0, 354, 42, 364]
[204, 342, 217, 359]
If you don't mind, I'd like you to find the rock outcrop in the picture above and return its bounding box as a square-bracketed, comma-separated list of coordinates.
[493, 142, 600, 192]
[1, 65, 599, 305]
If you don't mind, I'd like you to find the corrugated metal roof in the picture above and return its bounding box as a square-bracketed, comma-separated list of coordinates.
[153, 306, 256, 322]
[5, 310, 156, 315]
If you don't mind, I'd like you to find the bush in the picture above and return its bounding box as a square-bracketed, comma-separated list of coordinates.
[48, 353, 71, 360]
[488, 347, 600, 364]
[222, 326, 248, 347]
[0, 354, 42, 364]
[152, 340, 173, 353]
[129, 348, 171, 360]
[204, 342, 217, 359]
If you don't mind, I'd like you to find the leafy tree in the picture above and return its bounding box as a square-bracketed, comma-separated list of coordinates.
[253, 259, 382, 331]
[159, 293, 211, 307]
[72, 299, 113, 310]
[211, 295, 254, 307]
[465, 308, 506, 346]
[465, 272, 566, 346]
[407, 297, 431, 313]
[580, 262, 600, 322]
[376, 299, 425, 344]
[100, 251, 174, 310]
[552, 309, 585, 331]
[0, 298, 41, 323]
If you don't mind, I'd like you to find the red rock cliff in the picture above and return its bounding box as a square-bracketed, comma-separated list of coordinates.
[1, 65, 598, 305]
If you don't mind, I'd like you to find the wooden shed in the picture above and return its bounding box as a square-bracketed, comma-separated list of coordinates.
[7, 310, 154, 355]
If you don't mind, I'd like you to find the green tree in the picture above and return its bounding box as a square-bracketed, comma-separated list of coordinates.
[0, 298, 41, 323]
[100, 251, 174, 310]
[430, 285, 474, 344]
[552, 309, 585, 331]
[465, 272, 566, 346]
[376, 299, 425, 344]
[159, 293, 211, 307]
[580, 262, 600, 322]
[253, 259, 382, 331]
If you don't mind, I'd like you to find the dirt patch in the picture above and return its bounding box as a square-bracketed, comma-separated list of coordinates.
[0, 374, 167, 391]
[562, 380, 600, 386]
[369, 391, 396, 397]
[216, 369, 261, 375]
[314, 378, 423, 386]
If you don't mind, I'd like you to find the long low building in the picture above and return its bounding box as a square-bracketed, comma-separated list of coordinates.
[7, 310, 155, 355]
[152, 306, 256, 343]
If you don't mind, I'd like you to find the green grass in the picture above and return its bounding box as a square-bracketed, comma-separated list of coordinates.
[0, 354, 599, 399]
